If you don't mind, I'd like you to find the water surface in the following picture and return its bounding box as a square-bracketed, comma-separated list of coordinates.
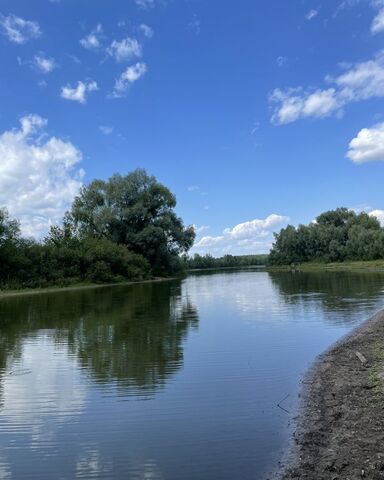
[1, 270, 384, 479]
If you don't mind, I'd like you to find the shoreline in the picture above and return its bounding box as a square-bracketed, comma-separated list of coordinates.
[276, 308, 384, 479]
[267, 260, 384, 272]
[0, 276, 177, 299]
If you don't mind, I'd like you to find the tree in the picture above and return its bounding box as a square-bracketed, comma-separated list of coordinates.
[269, 208, 384, 265]
[68, 169, 195, 273]
[0, 209, 24, 283]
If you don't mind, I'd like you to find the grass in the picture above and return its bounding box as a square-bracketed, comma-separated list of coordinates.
[368, 341, 384, 392]
[267, 259, 384, 272]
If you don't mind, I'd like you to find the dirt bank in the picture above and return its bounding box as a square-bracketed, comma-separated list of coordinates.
[0, 277, 176, 299]
[278, 309, 384, 480]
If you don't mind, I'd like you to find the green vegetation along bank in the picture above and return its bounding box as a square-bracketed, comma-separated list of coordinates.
[0, 169, 195, 290]
[269, 208, 384, 266]
[267, 259, 384, 272]
[184, 253, 268, 270]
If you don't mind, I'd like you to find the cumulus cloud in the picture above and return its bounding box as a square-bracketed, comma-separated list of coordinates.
[191, 214, 289, 256]
[107, 37, 142, 62]
[80, 24, 103, 50]
[347, 123, 384, 163]
[32, 53, 56, 73]
[371, 0, 384, 34]
[0, 13, 41, 44]
[369, 209, 384, 226]
[0, 115, 83, 237]
[139, 24, 154, 38]
[270, 50, 384, 124]
[111, 62, 147, 97]
[60, 80, 98, 104]
[372, 7, 384, 33]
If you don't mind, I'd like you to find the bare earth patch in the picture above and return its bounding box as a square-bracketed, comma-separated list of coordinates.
[278, 310, 384, 480]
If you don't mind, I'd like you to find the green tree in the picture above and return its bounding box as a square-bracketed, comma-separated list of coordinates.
[269, 208, 384, 265]
[68, 169, 195, 273]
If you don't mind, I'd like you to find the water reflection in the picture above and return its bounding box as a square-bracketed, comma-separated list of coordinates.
[269, 271, 384, 324]
[0, 281, 199, 395]
[1, 271, 384, 479]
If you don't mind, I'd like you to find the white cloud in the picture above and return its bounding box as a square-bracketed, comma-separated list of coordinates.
[347, 123, 384, 163]
[193, 224, 210, 235]
[270, 87, 341, 124]
[67, 53, 81, 64]
[276, 56, 288, 68]
[80, 24, 103, 50]
[372, 8, 384, 33]
[270, 50, 384, 124]
[135, 0, 155, 9]
[0, 115, 84, 237]
[139, 24, 154, 38]
[306, 9, 319, 20]
[0, 13, 41, 44]
[369, 209, 384, 226]
[60, 80, 98, 104]
[187, 185, 200, 192]
[32, 53, 56, 73]
[111, 62, 147, 97]
[189, 15, 201, 35]
[107, 37, 142, 62]
[191, 214, 289, 256]
[99, 125, 114, 135]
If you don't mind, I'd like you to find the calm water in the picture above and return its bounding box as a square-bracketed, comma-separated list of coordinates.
[1, 270, 384, 479]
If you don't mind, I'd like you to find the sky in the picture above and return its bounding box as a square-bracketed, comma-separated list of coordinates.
[1, 0, 384, 256]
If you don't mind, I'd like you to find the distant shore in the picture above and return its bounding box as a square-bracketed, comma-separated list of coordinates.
[277, 309, 384, 479]
[267, 259, 384, 272]
[0, 276, 176, 299]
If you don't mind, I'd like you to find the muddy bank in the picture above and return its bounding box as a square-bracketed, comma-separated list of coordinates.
[0, 277, 175, 299]
[278, 309, 384, 480]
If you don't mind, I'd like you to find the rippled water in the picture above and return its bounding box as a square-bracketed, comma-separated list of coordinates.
[1, 270, 384, 479]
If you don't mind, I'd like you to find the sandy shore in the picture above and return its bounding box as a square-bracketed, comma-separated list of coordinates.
[277, 309, 384, 480]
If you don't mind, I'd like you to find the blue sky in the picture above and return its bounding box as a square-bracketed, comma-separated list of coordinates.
[1, 0, 384, 255]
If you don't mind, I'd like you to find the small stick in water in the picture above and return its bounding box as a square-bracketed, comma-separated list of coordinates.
[277, 394, 290, 414]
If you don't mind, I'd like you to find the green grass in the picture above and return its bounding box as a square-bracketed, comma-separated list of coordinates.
[267, 259, 384, 272]
[368, 341, 384, 392]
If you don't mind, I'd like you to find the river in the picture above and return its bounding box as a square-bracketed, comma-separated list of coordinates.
[1, 269, 384, 479]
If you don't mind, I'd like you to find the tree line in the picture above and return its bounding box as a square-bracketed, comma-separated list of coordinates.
[0, 169, 195, 289]
[185, 253, 268, 270]
[269, 208, 384, 265]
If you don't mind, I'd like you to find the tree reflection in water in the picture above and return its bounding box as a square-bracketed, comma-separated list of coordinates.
[268, 270, 384, 323]
[0, 281, 199, 396]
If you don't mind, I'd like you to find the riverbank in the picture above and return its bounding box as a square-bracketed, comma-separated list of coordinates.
[268, 259, 384, 272]
[277, 309, 384, 479]
[0, 276, 176, 299]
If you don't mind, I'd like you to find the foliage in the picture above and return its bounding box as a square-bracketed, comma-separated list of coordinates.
[269, 208, 384, 265]
[68, 169, 195, 273]
[185, 253, 268, 269]
[0, 169, 194, 289]
[0, 218, 151, 289]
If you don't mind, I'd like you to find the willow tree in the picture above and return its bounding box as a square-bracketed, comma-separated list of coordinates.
[68, 169, 195, 273]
